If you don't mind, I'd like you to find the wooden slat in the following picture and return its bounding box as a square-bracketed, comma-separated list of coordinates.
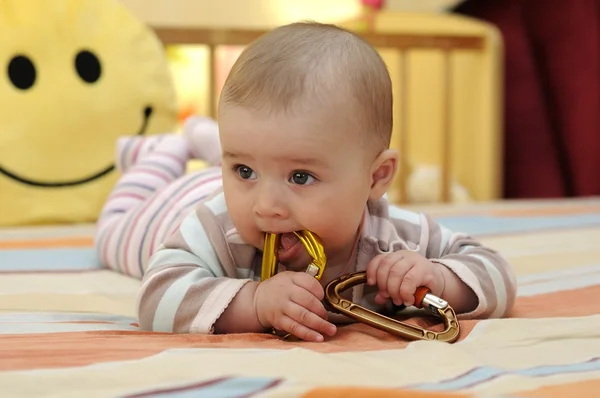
[152, 27, 484, 50]
[153, 27, 266, 46]
[207, 44, 216, 118]
[441, 49, 453, 203]
[358, 32, 483, 50]
[398, 50, 409, 203]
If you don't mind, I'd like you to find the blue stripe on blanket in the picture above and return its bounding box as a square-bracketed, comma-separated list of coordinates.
[0, 322, 139, 334]
[409, 356, 600, 391]
[0, 313, 140, 334]
[435, 214, 600, 236]
[0, 248, 101, 271]
[0, 312, 137, 323]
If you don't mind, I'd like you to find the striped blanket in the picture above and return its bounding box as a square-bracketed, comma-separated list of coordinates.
[2, 197, 600, 397]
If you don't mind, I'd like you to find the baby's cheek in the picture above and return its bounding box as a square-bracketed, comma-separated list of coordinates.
[302, 207, 336, 230]
[307, 209, 357, 245]
[227, 200, 256, 239]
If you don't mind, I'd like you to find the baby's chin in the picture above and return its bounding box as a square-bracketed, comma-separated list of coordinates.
[280, 249, 313, 272]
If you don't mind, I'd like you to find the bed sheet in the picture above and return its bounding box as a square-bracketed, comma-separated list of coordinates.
[2, 197, 600, 397]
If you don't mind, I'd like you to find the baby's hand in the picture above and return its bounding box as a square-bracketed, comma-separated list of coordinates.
[366, 250, 445, 307]
[254, 271, 337, 342]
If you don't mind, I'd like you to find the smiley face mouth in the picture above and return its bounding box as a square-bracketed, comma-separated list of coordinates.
[0, 106, 153, 188]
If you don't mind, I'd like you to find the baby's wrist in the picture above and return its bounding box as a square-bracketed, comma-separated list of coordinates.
[435, 261, 478, 314]
[252, 282, 271, 330]
[214, 281, 266, 334]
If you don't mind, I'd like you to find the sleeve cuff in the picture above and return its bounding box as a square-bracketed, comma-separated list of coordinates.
[431, 258, 487, 319]
[189, 278, 252, 334]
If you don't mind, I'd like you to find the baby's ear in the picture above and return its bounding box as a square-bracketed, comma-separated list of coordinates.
[369, 149, 398, 200]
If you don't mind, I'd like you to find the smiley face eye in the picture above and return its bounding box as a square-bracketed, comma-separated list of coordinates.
[7, 55, 36, 90]
[74, 50, 101, 83]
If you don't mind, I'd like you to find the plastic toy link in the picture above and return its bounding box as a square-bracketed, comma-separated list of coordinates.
[261, 230, 460, 343]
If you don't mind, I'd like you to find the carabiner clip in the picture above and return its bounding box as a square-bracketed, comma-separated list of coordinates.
[260, 231, 460, 343]
[261, 231, 328, 340]
[324, 272, 460, 343]
[261, 231, 327, 281]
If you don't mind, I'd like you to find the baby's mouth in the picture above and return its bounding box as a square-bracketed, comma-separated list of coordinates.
[276, 232, 313, 271]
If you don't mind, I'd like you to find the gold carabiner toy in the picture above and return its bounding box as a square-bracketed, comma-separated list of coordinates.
[261, 231, 327, 282]
[260, 231, 460, 343]
[324, 272, 460, 343]
[261, 231, 327, 339]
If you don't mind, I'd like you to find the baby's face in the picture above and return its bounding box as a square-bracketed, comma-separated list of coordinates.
[219, 104, 374, 266]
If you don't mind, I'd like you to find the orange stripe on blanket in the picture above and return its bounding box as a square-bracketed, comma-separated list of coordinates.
[516, 377, 600, 397]
[510, 284, 600, 318]
[0, 321, 477, 371]
[0, 236, 94, 249]
[302, 387, 471, 398]
[7, 285, 599, 372]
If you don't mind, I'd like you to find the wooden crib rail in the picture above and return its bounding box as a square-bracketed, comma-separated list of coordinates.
[154, 27, 484, 49]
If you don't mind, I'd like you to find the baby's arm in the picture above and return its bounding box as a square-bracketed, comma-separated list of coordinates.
[137, 203, 335, 340]
[420, 213, 517, 319]
[136, 209, 262, 334]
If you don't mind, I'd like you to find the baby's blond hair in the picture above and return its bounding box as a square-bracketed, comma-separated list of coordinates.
[219, 21, 393, 153]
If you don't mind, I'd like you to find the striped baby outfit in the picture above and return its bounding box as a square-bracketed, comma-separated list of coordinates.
[94, 117, 223, 279]
[136, 189, 517, 334]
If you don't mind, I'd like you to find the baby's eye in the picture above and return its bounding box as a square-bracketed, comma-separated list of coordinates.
[290, 171, 315, 185]
[235, 165, 257, 180]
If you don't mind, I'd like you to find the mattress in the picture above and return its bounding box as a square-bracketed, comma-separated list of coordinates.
[2, 197, 600, 397]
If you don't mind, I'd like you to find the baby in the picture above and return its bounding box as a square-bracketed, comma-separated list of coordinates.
[96, 22, 517, 342]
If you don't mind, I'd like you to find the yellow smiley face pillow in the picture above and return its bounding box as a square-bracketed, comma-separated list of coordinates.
[0, 0, 177, 226]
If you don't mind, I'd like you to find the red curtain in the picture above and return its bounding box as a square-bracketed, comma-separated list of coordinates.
[452, 0, 600, 199]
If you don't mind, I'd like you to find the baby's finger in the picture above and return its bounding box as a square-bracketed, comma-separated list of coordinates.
[276, 315, 325, 343]
[366, 254, 386, 286]
[286, 302, 337, 338]
[290, 286, 328, 320]
[292, 272, 325, 301]
[387, 259, 414, 306]
[399, 266, 429, 307]
[376, 255, 398, 293]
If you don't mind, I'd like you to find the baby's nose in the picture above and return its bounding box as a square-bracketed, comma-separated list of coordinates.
[253, 189, 289, 219]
